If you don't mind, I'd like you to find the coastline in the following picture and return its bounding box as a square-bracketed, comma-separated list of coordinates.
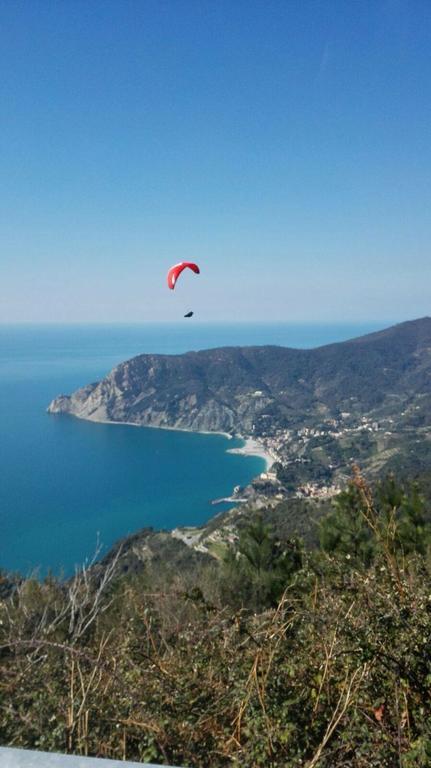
[226, 436, 274, 470]
[51, 409, 272, 470]
[58, 412, 233, 440]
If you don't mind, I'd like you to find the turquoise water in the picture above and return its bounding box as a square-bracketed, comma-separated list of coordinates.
[0, 323, 383, 576]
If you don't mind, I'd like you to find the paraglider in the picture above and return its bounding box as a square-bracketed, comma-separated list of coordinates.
[167, 262, 200, 290]
[167, 261, 200, 319]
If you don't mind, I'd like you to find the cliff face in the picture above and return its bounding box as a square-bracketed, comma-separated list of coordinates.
[47, 350, 268, 432]
[47, 318, 431, 434]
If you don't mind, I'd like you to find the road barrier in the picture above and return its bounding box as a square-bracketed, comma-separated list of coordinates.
[0, 748, 182, 768]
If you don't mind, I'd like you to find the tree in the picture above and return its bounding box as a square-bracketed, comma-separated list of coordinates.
[319, 484, 375, 567]
[376, 475, 431, 556]
[222, 516, 302, 609]
[319, 472, 431, 568]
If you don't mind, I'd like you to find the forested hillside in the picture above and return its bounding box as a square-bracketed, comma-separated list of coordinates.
[2, 470, 431, 767]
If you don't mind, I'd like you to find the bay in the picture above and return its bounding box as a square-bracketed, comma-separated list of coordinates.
[0, 322, 383, 576]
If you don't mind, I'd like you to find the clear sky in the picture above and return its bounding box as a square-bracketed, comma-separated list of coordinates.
[1, 0, 430, 323]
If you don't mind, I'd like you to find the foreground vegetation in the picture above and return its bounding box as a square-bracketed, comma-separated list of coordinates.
[1, 468, 431, 767]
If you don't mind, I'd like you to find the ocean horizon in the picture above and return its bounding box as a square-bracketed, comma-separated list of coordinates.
[0, 321, 389, 577]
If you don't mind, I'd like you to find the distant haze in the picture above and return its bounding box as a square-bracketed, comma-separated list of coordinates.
[1, 1, 430, 322]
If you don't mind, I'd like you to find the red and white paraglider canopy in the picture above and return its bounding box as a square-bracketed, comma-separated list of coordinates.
[167, 261, 200, 290]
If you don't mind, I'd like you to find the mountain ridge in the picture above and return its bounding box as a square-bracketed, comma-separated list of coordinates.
[48, 317, 431, 436]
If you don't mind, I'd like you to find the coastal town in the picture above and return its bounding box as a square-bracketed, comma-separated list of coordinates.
[245, 406, 422, 501]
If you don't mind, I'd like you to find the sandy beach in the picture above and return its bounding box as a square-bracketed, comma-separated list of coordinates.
[226, 436, 274, 470]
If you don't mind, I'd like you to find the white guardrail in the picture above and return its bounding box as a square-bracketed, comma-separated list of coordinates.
[0, 748, 183, 768]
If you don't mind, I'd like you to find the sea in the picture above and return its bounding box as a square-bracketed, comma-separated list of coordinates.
[0, 322, 383, 577]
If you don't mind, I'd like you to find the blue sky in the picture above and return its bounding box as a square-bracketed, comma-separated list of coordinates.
[1, 0, 430, 322]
